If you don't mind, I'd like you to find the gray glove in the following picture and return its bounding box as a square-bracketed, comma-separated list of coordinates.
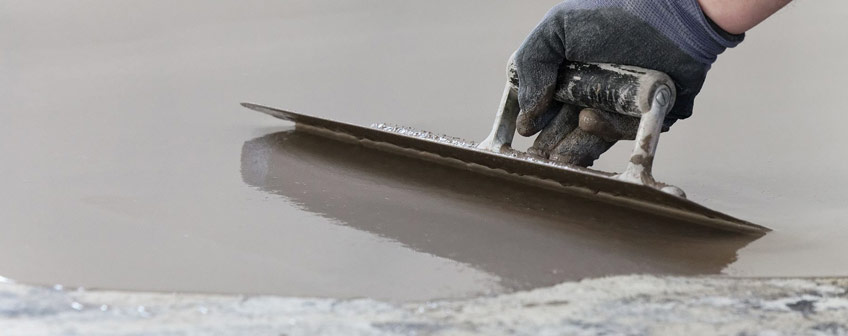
[515, 0, 744, 166]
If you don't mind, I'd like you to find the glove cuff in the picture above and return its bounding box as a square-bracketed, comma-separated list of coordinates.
[704, 15, 745, 44]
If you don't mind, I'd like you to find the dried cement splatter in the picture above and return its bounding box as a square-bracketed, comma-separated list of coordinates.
[3, 275, 848, 335]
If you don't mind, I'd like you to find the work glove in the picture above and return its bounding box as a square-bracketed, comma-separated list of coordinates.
[515, 0, 744, 166]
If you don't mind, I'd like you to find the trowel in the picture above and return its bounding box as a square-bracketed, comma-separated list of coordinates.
[242, 56, 769, 235]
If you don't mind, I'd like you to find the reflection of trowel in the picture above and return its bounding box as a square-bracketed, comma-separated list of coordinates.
[240, 131, 761, 285]
[241, 56, 769, 235]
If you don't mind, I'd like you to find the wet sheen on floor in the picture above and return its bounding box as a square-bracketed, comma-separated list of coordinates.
[1, 1, 846, 302]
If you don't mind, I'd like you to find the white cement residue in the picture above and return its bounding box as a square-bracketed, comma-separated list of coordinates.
[372, 123, 479, 149]
[3, 275, 848, 335]
[372, 123, 606, 175]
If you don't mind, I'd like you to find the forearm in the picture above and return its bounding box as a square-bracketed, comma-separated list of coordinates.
[698, 0, 792, 34]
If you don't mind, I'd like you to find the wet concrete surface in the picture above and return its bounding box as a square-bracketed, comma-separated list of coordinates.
[1, 1, 847, 301]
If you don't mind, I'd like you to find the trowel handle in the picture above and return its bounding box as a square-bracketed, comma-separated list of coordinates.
[506, 61, 676, 118]
[478, 55, 684, 197]
[479, 58, 675, 152]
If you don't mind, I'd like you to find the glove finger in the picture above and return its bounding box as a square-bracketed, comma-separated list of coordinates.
[528, 103, 580, 158]
[514, 10, 567, 136]
[550, 129, 616, 168]
[578, 108, 641, 141]
[518, 97, 564, 141]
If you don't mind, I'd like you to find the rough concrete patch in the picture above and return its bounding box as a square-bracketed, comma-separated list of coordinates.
[2, 276, 848, 335]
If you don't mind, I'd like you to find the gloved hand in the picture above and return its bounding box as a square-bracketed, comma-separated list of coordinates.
[515, 0, 744, 166]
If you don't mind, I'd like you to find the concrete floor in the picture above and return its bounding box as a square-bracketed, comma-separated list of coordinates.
[3, 276, 848, 335]
[1, 0, 847, 305]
